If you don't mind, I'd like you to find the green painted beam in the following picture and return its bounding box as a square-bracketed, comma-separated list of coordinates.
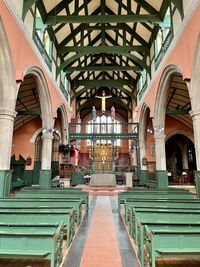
[64, 65, 142, 72]
[71, 85, 135, 102]
[60, 45, 149, 55]
[57, 50, 150, 76]
[69, 132, 138, 140]
[166, 109, 189, 115]
[22, 0, 37, 20]
[134, 0, 161, 17]
[45, 14, 162, 25]
[73, 79, 133, 88]
[171, 0, 184, 19]
[18, 109, 41, 116]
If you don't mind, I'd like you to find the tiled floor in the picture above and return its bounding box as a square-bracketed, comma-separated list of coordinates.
[63, 195, 139, 267]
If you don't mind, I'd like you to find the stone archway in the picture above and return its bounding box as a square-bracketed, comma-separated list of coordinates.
[23, 66, 53, 129]
[139, 103, 151, 184]
[22, 66, 53, 187]
[56, 104, 69, 144]
[154, 64, 183, 188]
[0, 17, 17, 196]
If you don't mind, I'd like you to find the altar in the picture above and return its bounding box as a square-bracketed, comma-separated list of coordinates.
[89, 173, 116, 186]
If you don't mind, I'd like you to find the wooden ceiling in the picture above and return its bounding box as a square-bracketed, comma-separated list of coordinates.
[22, 0, 184, 119]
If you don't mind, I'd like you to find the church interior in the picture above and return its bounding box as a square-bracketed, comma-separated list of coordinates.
[0, 0, 200, 266]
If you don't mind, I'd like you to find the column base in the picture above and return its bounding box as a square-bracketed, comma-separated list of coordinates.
[139, 170, 148, 185]
[39, 170, 52, 188]
[0, 170, 12, 197]
[156, 170, 168, 189]
[194, 171, 200, 198]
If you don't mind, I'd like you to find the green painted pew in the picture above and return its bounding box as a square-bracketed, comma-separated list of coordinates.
[142, 223, 200, 267]
[0, 198, 83, 225]
[118, 190, 195, 207]
[0, 223, 63, 267]
[21, 187, 82, 191]
[124, 199, 200, 225]
[0, 208, 76, 247]
[125, 188, 188, 192]
[133, 208, 200, 245]
[16, 191, 89, 212]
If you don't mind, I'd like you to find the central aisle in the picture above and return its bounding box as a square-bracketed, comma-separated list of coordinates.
[63, 195, 140, 267]
[80, 196, 122, 267]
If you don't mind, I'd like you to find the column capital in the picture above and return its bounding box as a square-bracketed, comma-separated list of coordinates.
[0, 108, 17, 118]
[42, 132, 54, 140]
[189, 110, 200, 118]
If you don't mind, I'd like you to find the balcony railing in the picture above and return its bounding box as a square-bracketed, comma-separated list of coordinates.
[69, 122, 139, 140]
[33, 31, 52, 71]
[155, 29, 173, 70]
[139, 80, 147, 100]
[60, 81, 68, 100]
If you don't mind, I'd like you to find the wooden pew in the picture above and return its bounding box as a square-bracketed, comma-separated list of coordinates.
[118, 190, 195, 207]
[142, 223, 200, 267]
[16, 191, 89, 212]
[21, 187, 82, 191]
[124, 199, 200, 225]
[0, 223, 63, 267]
[0, 198, 83, 225]
[0, 208, 76, 247]
[133, 208, 200, 244]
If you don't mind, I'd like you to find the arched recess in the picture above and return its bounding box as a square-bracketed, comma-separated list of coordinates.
[154, 64, 183, 172]
[13, 66, 54, 187]
[55, 104, 69, 144]
[154, 64, 183, 129]
[0, 17, 17, 196]
[139, 103, 150, 158]
[138, 103, 152, 184]
[23, 66, 53, 129]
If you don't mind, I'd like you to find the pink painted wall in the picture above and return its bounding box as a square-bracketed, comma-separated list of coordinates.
[12, 118, 42, 170]
[0, 2, 71, 120]
[138, 5, 200, 116]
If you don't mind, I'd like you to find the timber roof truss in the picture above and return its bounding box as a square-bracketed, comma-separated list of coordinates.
[23, 0, 184, 117]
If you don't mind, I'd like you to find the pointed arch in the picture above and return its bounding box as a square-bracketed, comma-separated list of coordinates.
[23, 66, 53, 129]
[56, 104, 69, 144]
[154, 64, 183, 129]
[139, 103, 151, 150]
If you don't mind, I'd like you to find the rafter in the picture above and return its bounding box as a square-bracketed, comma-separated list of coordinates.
[64, 65, 142, 73]
[57, 50, 150, 76]
[45, 14, 162, 25]
[60, 45, 149, 55]
[73, 79, 133, 89]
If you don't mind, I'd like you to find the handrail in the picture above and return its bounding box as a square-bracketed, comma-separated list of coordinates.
[33, 31, 52, 71]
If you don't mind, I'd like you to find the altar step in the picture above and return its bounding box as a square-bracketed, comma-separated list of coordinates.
[77, 185, 128, 196]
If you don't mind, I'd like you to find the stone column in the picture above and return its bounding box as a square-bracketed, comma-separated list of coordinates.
[190, 111, 200, 197]
[0, 109, 17, 196]
[139, 145, 148, 185]
[182, 144, 189, 170]
[154, 131, 168, 188]
[39, 131, 53, 188]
